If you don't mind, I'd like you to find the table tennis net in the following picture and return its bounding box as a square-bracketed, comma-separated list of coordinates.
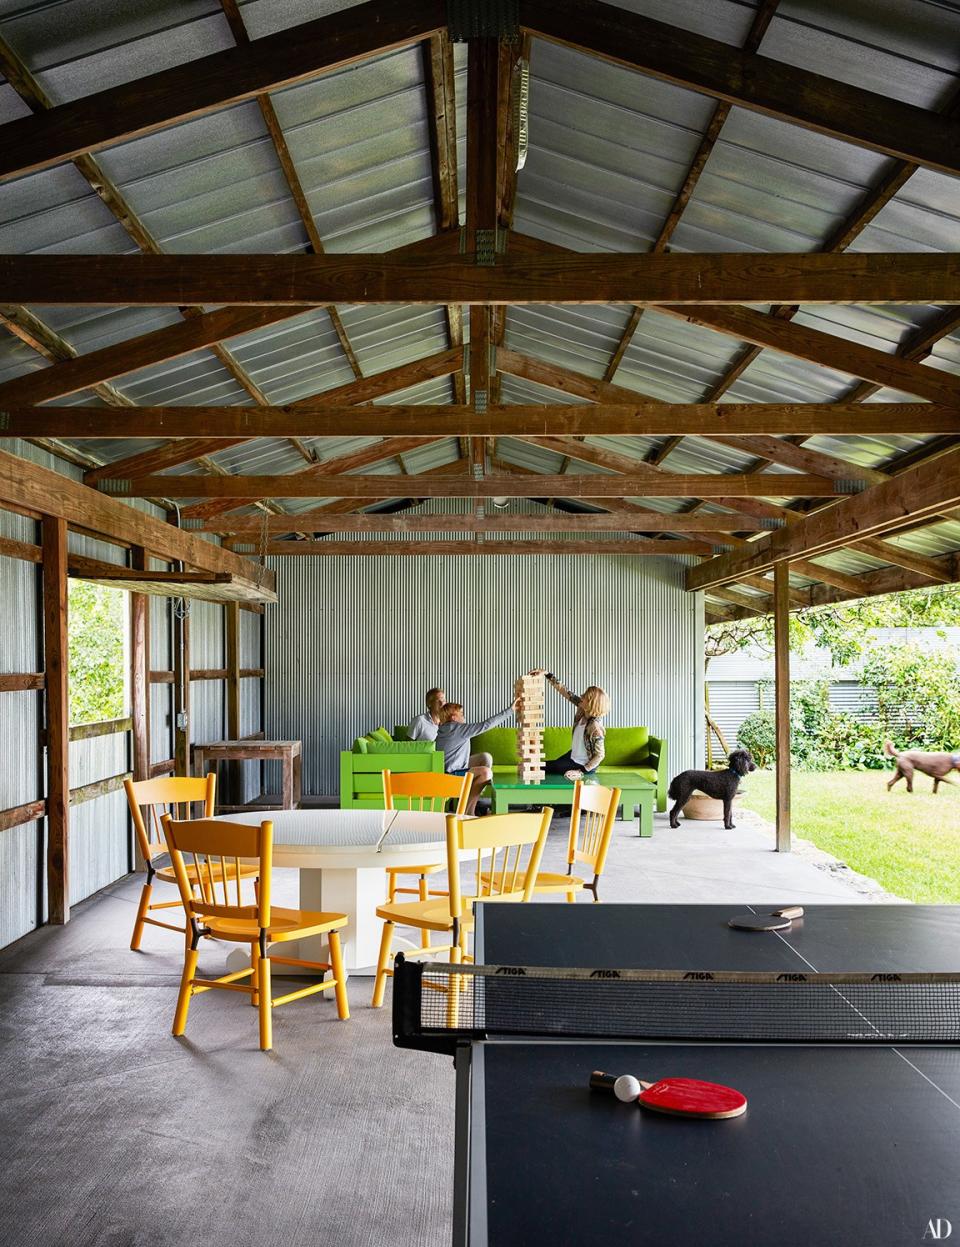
[392, 956, 960, 1054]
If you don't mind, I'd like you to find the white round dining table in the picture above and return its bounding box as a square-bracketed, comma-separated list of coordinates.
[217, 807, 450, 973]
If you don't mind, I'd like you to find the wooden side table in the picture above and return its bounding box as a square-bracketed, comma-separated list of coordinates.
[192, 739, 302, 813]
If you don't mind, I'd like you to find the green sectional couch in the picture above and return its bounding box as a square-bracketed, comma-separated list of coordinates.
[339, 738, 443, 809]
[354, 723, 668, 812]
[469, 726, 668, 812]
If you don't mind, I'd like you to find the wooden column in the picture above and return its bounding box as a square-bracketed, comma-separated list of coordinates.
[173, 598, 191, 777]
[42, 515, 69, 922]
[225, 602, 241, 803]
[129, 546, 150, 869]
[773, 560, 791, 852]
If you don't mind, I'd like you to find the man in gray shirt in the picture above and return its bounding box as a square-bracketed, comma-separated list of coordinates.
[436, 698, 518, 814]
[408, 687, 445, 741]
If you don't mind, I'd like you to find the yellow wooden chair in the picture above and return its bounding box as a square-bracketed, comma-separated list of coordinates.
[161, 815, 349, 1051]
[123, 774, 257, 951]
[526, 781, 621, 903]
[381, 771, 472, 926]
[371, 807, 553, 1008]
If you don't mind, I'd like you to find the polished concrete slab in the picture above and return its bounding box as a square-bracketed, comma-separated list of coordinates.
[0, 807, 895, 1246]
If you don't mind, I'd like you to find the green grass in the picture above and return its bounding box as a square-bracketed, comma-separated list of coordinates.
[738, 770, 960, 903]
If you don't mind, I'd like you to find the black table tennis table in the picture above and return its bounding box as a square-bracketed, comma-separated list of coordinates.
[398, 903, 960, 1247]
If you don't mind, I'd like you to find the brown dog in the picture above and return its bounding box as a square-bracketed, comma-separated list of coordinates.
[884, 740, 960, 793]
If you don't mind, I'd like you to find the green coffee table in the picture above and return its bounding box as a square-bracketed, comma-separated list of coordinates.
[489, 771, 655, 837]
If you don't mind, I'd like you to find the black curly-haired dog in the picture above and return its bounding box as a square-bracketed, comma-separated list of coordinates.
[668, 749, 757, 830]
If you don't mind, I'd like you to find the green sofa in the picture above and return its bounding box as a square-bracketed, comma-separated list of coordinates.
[339, 737, 443, 809]
[390, 722, 667, 811]
[469, 726, 668, 812]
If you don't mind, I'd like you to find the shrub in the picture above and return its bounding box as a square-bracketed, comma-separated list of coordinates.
[737, 710, 776, 768]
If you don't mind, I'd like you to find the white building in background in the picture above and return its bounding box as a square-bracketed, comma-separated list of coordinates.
[706, 627, 960, 749]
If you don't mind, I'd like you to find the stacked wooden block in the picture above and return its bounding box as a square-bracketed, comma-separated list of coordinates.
[514, 672, 546, 783]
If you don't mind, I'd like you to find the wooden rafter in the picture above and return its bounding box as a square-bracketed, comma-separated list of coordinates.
[218, 0, 362, 380]
[520, 0, 960, 178]
[602, 0, 780, 383]
[686, 448, 960, 590]
[422, 31, 466, 408]
[256, 538, 708, 556]
[80, 348, 463, 484]
[0, 1, 446, 182]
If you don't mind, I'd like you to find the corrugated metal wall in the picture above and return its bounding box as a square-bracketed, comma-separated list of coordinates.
[0, 442, 263, 949]
[265, 552, 704, 797]
[708, 679, 891, 748]
[0, 507, 42, 947]
[65, 530, 130, 907]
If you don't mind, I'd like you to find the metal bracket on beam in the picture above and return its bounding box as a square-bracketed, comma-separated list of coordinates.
[447, 0, 519, 40]
[98, 479, 129, 494]
[475, 229, 497, 266]
[0, 410, 9, 431]
[836, 479, 870, 494]
[181, 518, 204, 530]
[473, 390, 488, 412]
[760, 517, 786, 529]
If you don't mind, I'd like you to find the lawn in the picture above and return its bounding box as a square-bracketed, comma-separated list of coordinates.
[738, 770, 960, 903]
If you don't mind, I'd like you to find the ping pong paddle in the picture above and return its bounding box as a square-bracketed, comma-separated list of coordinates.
[728, 905, 804, 932]
[590, 1071, 747, 1119]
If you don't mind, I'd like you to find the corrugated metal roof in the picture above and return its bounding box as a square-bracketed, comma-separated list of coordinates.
[0, 0, 957, 609]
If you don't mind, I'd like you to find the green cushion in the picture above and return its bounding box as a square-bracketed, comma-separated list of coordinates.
[353, 737, 368, 754]
[469, 727, 521, 765]
[370, 740, 435, 755]
[392, 725, 411, 741]
[370, 726, 392, 743]
[602, 727, 650, 765]
[543, 727, 573, 759]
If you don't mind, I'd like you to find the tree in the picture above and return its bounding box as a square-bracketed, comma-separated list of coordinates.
[68, 580, 127, 725]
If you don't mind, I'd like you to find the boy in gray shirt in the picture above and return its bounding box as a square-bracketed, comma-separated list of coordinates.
[436, 699, 518, 815]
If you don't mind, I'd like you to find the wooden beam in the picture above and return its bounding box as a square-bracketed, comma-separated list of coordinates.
[686, 447, 960, 590]
[0, 672, 45, 692]
[0, 1, 446, 182]
[9, 401, 955, 441]
[42, 516, 69, 923]
[467, 37, 501, 432]
[202, 511, 776, 535]
[707, 436, 887, 485]
[262, 539, 707, 556]
[3, 251, 959, 306]
[81, 348, 462, 484]
[773, 560, 791, 853]
[104, 472, 855, 500]
[0, 449, 274, 588]
[173, 600, 190, 778]
[0, 233, 458, 411]
[521, 0, 960, 178]
[657, 303, 960, 406]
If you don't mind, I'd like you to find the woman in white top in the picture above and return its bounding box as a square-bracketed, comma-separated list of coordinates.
[538, 671, 610, 777]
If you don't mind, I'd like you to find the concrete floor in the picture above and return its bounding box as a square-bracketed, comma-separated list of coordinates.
[0, 808, 884, 1247]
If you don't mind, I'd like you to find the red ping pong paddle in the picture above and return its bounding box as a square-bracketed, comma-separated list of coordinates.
[637, 1077, 747, 1119]
[590, 1070, 747, 1119]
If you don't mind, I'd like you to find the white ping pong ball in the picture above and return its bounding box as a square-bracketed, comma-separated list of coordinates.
[614, 1075, 641, 1103]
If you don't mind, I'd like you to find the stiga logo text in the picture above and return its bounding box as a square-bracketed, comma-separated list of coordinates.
[590, 969, 621, 979]
[923, 1219, 952, 1240]
[494, 966, 526, 976]
[683, 972, 714, 980]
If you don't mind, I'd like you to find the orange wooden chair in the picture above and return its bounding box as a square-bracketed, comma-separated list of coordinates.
[528, 781, 621, 903]
[381, 770, 472, 919]
[161, 815, 349, 1051]
[123, 774, 257, 950]
[372, 808, 553, 1008]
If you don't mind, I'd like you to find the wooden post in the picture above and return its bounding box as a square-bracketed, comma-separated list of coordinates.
[173, 597, 191, 777]
[42, 515, 69, 922]
[225, 602, 241, 803]
[129, 546, 150, 869]
[773, 560, 791, 852]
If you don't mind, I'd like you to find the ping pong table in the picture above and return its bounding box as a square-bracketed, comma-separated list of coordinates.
[396, 903, 960, 1246]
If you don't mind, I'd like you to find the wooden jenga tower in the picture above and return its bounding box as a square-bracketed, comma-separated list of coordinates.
[514, 671, 546, 783]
